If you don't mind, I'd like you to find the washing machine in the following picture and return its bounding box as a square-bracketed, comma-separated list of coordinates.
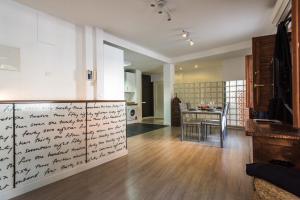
[127, 105, 138, 124]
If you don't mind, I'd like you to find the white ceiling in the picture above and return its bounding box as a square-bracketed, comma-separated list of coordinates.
[124, 49, 164, 74]
[105, 42, 164, 74]
[15, 0, 277, 58]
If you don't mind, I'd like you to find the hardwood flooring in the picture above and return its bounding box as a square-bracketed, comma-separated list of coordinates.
[142, 117, 164, 125]
[12, 127, 253, 200]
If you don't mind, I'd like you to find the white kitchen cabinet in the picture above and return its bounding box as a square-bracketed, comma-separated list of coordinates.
[125, 72, 136, 93]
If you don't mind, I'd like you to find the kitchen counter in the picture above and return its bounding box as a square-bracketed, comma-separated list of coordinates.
[126, 102, 138, 106]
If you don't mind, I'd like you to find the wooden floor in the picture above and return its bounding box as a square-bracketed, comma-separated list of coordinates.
[12, 127, 253, 200]
[142, 117, 164, 125]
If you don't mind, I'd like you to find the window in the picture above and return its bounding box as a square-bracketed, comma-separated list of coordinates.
[225, 80, 246, 127]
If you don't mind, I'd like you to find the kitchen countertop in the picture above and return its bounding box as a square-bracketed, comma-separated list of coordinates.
[126, 102, 138, 106]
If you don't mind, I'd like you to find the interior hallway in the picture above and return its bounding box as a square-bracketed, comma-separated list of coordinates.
[12, 127, 253, 200]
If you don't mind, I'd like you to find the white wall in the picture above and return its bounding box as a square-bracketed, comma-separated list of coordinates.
[83, 26, 96, 100]
[175, 66, 223, 83]
[135, 70, 142, 122]
[163, 63, 175, 125]
[154, 81, 164, 118]
[175, 56, 246, 83]
[221, 57, 245, 81]
[101, 44, 124, 100]
[0, 1, 126, 101]
[0, 0, 84, 100]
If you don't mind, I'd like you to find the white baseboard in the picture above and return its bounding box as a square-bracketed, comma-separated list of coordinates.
[0, 150, 128, 200]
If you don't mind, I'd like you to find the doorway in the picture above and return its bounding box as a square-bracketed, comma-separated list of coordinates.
[142, 74, 154, 117]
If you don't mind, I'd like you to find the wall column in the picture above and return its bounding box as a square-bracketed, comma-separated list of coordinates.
[163, 63, 175, 125]
[95, 28, 105, 99]
[83, 26, 96, 100]
[135, 70, 142, 122]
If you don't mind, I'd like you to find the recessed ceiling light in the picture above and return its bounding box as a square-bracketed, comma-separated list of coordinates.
[189, 40, 194, 46]
[194, 65, 198, 68]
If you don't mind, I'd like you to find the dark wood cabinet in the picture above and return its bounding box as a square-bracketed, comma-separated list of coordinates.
[246, 120, 300, 169]
[252, 35, 276, 112]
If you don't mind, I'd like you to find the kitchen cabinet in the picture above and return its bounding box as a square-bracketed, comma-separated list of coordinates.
[252, 34, 276, 112]
[125, 72, 136, 93]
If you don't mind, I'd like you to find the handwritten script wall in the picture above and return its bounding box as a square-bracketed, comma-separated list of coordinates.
[15, 103, 86, 186]
[0, 101, 127, 194]
[87, 102, 126, 162]
[0, 104, 13, 191]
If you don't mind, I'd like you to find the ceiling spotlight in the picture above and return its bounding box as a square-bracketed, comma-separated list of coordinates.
[150, 0, 172, 22]
[167, 12, 172, 21]
[189, 40, 194, 46]
[182, 30, 188, 38]
[194, 65, 198, 68]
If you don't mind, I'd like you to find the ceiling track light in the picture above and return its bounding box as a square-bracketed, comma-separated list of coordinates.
[167, 12, 172, 21]
[181, 30, 195, 46]
[182, 30, 189, 38]
[150, 0, 172, 22]
[189, 40, 194, 46]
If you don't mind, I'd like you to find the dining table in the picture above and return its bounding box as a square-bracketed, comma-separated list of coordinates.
[180, 108, 226, 148]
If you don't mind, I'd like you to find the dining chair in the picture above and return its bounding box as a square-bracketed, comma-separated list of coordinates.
[179, 103, 202, 141]
[202, 103, 230, 139]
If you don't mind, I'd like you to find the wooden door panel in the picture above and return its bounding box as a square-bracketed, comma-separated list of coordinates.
[245, 55, 253, 108]
[252, 35, 276, 112]
[142, 75, 154, 117]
